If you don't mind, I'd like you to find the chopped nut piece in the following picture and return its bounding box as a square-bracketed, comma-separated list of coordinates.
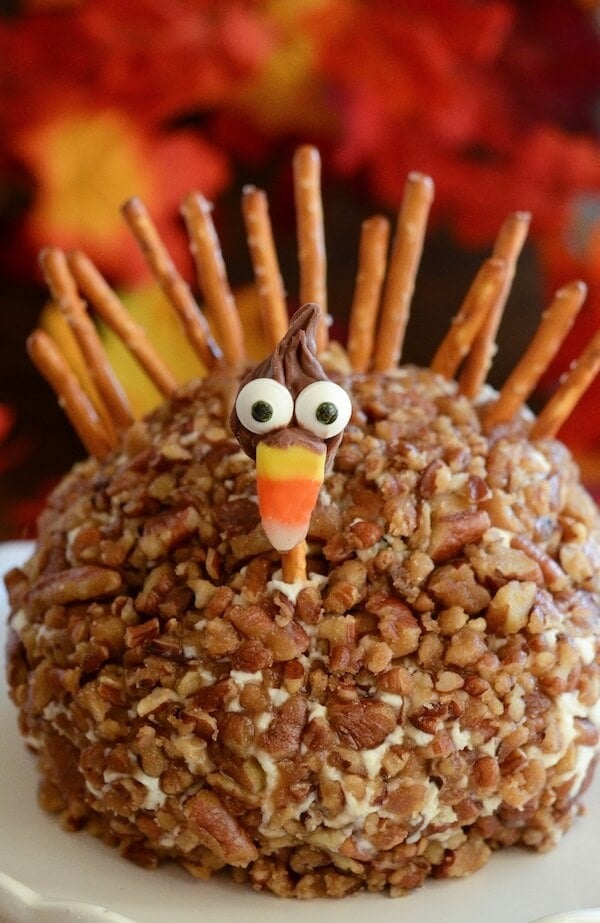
[368, 593, 421, 656]
[428, 563, 491, 614]
[184, 791, 258, 866]
[258, 694, 308, 758]
[29, 566, 122, 613]
[138, 506, 200, 559]
[137, 687, 179, 717]
[328, 698, 397, 749]
[486, 581, 537, 635]
[428, 509, 490, 563]
[125, 618, 160, 649]
[135, 564, 177, 615]
[435, 670, 465, 692]
[445, 627, 488, 667]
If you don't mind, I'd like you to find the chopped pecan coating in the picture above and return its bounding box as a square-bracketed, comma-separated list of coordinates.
[6, 366, 600, 900]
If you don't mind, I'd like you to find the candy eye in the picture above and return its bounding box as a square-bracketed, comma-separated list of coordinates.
[235, 378, 294, 434]
[295, 381, 352, 438]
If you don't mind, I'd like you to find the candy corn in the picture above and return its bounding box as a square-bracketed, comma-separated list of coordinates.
[256, 440, 325, 552]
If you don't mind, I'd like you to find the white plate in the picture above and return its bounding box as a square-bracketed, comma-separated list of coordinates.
[1, 540, 599, 923]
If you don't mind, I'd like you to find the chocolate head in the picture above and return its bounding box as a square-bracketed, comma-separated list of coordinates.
[229, 303, 351, 467]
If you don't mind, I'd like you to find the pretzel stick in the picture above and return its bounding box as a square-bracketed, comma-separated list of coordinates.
[181, 193, 246, 367]
[27, 328, 115, 459]
[485, 280, 587, 429]
[67, 251, 178, 398]
[282, 541, 307, 584]
[121, 197, 222, 368]
[293, 145, 328, 352]
[489, 210, 531, 265]
[530, 328, 600, 440]
[241, 186, 288, 350]
[458, 212, 530, 398]
[430, 258, 507, 379]
[373, 173, 434, 372]
[347, 215, 391, 373]
[39, 248, 133, 436]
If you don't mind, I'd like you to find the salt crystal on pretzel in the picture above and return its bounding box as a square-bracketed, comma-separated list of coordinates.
[430, 258, 507, 380]
[27, 328, 115, 458]
[373, 172, 434, 372]
[39, 247, 133, 436]
[242, 185, 288, 350]
[485, 280, 587, 429]
[458, 212, 530, 398]
[181, 192, 245, 367]
[347, 215, 390, 373]
[67, 250, 178, 399]
[121, 197, 222, 370]
[293, 145, 328, 353]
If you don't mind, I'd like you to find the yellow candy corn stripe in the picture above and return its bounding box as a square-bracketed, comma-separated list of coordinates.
[256, 442, 325, 482]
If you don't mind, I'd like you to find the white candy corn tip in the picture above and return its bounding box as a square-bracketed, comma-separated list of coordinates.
[262, 518, 309, 553]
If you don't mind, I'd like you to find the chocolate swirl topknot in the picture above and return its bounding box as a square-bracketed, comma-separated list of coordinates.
[229, 302, 345, 464]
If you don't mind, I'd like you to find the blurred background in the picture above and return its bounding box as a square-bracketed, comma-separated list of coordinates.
[0, 0, 599, 539]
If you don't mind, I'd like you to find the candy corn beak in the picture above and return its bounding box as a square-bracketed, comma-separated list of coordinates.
[256, 438, 326, 552]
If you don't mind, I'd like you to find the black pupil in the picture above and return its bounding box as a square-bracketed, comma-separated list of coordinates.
[251, 400, 273, 423]
[316, 401, 338, 425]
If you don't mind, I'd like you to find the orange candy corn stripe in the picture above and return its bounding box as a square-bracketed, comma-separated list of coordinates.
[257, 476, 323, 524]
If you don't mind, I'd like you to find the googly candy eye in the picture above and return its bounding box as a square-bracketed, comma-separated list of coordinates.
[294, 380, 352, 438]
[235, 378, 294, 435]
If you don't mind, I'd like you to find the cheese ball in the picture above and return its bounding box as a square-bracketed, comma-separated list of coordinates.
[6, 363, 600, 898]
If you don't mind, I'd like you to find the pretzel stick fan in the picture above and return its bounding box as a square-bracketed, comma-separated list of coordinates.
[26, 144, 600, 480]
